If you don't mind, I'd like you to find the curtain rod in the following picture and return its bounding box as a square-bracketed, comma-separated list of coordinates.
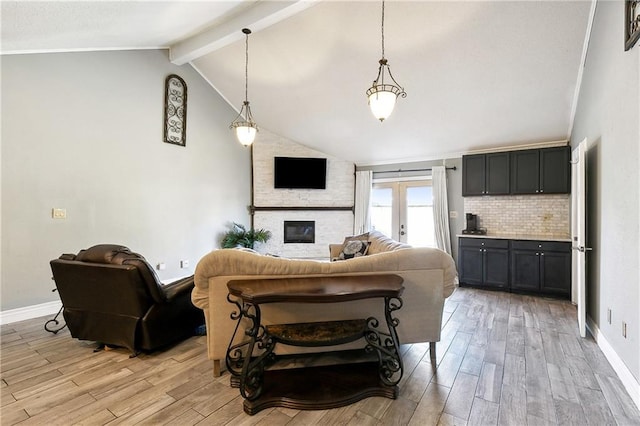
[373, 166, 457, 174]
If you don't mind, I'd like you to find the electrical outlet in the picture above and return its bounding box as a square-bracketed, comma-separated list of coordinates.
[449, 211, 458, 219]
[157, 262, 166, 271]
[607, 308, 611, 324]
[622, 322, 627, 338]
[180, 260, 189, 268]
[52, 208, 67, 219]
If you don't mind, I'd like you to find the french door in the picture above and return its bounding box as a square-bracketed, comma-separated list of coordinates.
[370, 180, 435, 247]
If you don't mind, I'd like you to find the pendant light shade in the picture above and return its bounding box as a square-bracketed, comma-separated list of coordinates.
[233, 107, 258, 147]
[366, 1, 406, 122]
[230, 29, 258, 146]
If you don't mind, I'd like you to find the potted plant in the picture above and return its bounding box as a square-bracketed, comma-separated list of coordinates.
[221, 222, 272, 249]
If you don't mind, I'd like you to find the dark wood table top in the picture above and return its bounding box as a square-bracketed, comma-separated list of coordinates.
[227, 274, 404, 304]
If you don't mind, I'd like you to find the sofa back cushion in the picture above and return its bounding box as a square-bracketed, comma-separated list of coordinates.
[367, 230, 411, 254]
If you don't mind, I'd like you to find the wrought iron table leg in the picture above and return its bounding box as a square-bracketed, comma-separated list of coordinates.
[225, 295, 275, 401]
[364, 296, 404, 386]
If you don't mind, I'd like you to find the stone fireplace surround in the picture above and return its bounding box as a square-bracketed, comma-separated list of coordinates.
[251, 131, 355, 258]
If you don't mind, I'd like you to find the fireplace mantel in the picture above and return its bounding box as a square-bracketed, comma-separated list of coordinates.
[250, 206, 354, 213]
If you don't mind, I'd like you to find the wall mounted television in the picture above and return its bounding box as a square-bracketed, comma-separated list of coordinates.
[274, 157, 327, 189]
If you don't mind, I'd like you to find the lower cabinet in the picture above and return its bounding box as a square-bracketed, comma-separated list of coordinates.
[459, 238, 509, 289]
[458, 237, 571, 298]
[510, 240, 572, 297]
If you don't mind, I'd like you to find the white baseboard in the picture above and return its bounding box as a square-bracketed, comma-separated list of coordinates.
[0, 300, 62, 325]
[587, 315, 640, 410]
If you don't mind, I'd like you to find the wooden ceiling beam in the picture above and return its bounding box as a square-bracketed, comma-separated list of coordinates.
[170, 0, 317, 65]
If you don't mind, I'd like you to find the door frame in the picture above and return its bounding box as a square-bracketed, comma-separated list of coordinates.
[571, 139, 588, 338]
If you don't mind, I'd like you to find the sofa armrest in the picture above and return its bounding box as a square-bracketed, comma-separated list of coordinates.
[161, 275, 195, 301]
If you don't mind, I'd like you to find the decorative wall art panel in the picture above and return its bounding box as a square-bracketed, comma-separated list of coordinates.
[626, 0, 640, 50]
[163, 74, 187, 146]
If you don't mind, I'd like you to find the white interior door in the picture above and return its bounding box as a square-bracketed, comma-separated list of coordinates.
[571, 139, 588, 338]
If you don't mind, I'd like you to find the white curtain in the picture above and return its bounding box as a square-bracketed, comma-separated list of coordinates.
[432, 166, 452, 255]
[353, 170, 372, 235]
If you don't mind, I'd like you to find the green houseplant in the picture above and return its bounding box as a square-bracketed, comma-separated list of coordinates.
[221, 222, 272, 249]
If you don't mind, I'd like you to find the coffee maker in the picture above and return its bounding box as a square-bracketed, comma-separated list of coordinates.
[462, 213, 486, 235]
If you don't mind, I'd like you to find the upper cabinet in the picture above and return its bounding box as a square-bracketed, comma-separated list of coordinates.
[462, 155, 485, 196]
[510, 149, 540, 194]
[463, 146, 571, 196]
[539, 147, 571, 194]
[462, 152, 510, 196]
[511, 146, 570, 194]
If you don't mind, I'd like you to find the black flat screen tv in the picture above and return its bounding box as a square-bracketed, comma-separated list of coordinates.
[274, 157, 327, 189]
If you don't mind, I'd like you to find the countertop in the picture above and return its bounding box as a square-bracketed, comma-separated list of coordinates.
[456, 233, 572, 242]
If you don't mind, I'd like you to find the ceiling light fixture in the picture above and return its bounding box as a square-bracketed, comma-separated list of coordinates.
[366, 0, 406, 122]
[230, 28, 258, 146]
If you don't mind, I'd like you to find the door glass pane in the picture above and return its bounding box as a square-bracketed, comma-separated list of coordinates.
[406, 185, 435, 247]
[371, 187, 393, 238]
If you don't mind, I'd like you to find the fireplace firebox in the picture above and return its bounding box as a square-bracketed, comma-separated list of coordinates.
[284, 221, 315, 244]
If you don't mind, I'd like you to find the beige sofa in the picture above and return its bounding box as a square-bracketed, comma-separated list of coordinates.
[192, 231, 458, 376]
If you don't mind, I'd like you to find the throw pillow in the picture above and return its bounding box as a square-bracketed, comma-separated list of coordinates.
[334, 240, 371, 261]
[343, 232, 369, 244]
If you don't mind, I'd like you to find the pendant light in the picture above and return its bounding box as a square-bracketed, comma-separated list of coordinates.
[366, 0, 406, 122]
[230, 28, 258, 146]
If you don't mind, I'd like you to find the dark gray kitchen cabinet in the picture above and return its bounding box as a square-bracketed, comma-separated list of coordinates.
[511, 147, 570, 194]
[459, 238, 509, 289]
[486, 153, 510, 195]
[510, 247, 540, 291]
[510, 240, 571, 297]
[462, 153, 510, 196]
[510, 149, 539, 194]
[462, 155, 486, 196]
[540, 147, 571, 194]
[459, 237, 571, 298]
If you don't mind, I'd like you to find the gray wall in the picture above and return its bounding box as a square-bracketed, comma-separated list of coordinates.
[357, 157, 463, 262]
[1, 50, 251, 311]
[570, 1, 639, 381]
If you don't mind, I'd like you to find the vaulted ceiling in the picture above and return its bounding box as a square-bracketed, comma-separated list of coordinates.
[1, 1, 592, 165]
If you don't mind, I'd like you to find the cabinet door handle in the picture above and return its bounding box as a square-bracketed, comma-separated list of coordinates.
[536, 252, 539, 256]
[541, 253, 544, 256]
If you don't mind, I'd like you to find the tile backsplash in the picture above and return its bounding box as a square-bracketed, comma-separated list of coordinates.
[464, 194, 570, 237]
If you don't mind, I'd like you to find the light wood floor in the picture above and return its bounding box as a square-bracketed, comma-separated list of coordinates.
[2, 287, 639, 425]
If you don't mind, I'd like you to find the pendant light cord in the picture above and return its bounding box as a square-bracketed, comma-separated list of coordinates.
[381, 0, 385, 59]
[244, 32, 249, 104]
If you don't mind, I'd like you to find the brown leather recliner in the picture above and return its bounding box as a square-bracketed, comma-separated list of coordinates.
[50, 244, 204, 356]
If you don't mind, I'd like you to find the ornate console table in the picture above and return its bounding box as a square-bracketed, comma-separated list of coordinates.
[225, 274, 405, 415]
